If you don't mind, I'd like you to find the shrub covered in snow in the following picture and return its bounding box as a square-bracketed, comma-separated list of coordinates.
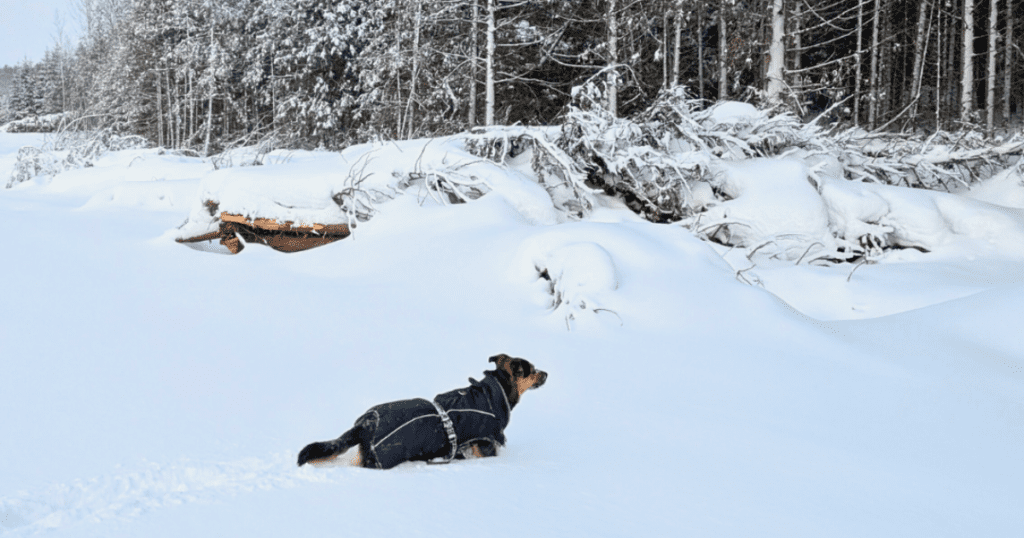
[464, 125, 595, 220]
[0, 113, 68, 133]
[6, 129, 150, 188]
[461, 86, 1024, 265]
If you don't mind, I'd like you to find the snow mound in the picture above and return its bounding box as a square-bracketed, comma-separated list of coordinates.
[514, 234, 621, 328]
[701, 157, 836, 260]
[820, 176, 1024, 259]
[963, 163, 1024, 208]
[704, 101, 763, 125]
[689, 153, 1024, 263]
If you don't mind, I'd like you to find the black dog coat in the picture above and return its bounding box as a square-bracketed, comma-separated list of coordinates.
[356, 372, 512, 469]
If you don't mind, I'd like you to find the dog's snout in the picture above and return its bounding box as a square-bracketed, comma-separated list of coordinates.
[533, 371, 548, 389]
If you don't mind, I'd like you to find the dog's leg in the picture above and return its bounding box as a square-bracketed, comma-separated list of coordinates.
[297, 427, 362, 467]
[460, 440, 498, 459]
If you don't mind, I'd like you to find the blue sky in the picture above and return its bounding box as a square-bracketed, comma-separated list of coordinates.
[1, 0, 82, 67]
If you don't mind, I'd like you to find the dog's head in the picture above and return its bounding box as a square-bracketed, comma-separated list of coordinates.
[489, 354, 547, 398]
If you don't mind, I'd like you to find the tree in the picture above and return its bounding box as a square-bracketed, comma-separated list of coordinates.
[9, 61, 36, 118]
[765, 0, 786, 105]
[868, 0, 882, 127]
[962, 0, 976, 122]
[1003, 0, 1014, 126]
[987, 0, 998, 135]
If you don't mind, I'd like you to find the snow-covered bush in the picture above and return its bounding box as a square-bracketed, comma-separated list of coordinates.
[464, 125, 595, 219]
[0, 113, 68, 133]
[828, 129, 1022, 191]
[6, 129, 150, 188]
[549, 85, 1024, 261]
[553, 86, 709, 223]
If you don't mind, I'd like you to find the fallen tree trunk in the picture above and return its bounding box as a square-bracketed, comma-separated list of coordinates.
[176, 211, 350, 254]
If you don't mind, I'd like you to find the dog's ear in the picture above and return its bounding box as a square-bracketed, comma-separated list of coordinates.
[489, 354, 511, 369]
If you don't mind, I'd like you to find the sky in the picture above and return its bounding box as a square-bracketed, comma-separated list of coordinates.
[0, 0, 82, 67]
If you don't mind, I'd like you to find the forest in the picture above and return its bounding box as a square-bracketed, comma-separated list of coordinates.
[0, 0, 1020, 154]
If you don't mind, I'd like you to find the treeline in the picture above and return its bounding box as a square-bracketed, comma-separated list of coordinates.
[1, 0, 1021, 153]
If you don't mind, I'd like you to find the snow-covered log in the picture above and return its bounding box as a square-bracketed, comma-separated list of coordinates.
[176, 207, 351, 254]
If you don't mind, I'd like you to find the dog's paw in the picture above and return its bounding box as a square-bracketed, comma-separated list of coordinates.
[297, 441, 334, 467]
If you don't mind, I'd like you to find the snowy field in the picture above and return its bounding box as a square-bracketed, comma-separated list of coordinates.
[2, 129, 1024, 537]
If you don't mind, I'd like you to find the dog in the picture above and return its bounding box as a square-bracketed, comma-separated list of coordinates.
[297, 354, 547, 469]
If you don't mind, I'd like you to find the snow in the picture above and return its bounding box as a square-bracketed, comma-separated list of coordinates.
[964, 161, 1024, 208]
[703, 157, 836, 257]
[704, 101, 762, 125]
[2, 131, 1024, 537]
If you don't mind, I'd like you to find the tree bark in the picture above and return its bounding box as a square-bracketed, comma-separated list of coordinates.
[765, 0, 786, 105]
[936, 7, 943, 131]
[485, 0, 496, 126]
[607, 0, 619, 116]
[909, 0, 931, 121]
[869, 0, 882, 127]
[407, 0, 422, 139]
[792, 0, 802, 72]
[855, 0, 864, 126]
[204, 23, 215, 157]
[156, 69, 164, 148]
[469, 0, 478, 127]
[662, 10, 669, 90]
[987, 0, 999, 135]
[962, 0, 975, 123]
[1004, 0, 1014, 125]
[718, 0, 727, 100]
[697, 7, 704, 98]
[673, 2, 681, 88]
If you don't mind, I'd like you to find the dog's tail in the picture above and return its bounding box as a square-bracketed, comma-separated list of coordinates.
[297, 427, 362, 467]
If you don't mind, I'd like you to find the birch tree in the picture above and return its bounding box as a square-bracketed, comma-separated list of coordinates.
[854, 0, 864, 125]
[1003, 0, 1014, 125]
[485, 0, 496, 125]
[607, 0, 619, 116]
[765, 0, 786, 105]
[986, 0, 998, 135]
[962, 0, 976, 122]
[908, 0, 932, 121]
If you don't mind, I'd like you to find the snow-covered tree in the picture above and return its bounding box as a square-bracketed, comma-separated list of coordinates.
[9, 62, 37, 118]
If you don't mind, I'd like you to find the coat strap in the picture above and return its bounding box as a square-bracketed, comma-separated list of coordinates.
[428, 399, 458, 464]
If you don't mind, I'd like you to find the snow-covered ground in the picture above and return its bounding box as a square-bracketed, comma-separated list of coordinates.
[2, 130, 1024, 537]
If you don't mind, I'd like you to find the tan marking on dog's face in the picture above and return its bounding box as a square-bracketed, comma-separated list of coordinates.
[514, 369, 548, 397]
